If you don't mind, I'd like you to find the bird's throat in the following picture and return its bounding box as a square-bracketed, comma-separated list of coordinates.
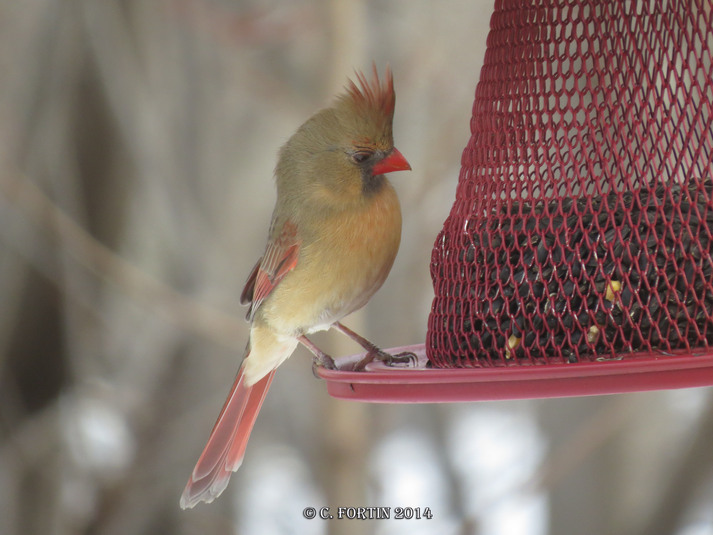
[361, 172, 387, 197]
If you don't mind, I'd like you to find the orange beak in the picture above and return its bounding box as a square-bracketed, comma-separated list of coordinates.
[371, 148, 411, 176]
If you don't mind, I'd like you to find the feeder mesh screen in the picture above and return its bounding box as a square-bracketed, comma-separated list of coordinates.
[427, 0, 713, 367]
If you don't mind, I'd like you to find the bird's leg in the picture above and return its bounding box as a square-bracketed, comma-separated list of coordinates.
[333, 322, 417, 371]
[299, 335, 337, 377]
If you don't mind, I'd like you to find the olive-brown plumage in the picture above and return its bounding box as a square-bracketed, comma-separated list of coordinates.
[180, 66, 410, 508]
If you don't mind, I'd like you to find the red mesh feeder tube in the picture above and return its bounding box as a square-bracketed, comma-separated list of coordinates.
[428, 0, 713, 368]
[319, 0, 713, 402]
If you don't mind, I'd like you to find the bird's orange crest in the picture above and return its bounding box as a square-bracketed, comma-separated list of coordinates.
[345, 64, 396, 120]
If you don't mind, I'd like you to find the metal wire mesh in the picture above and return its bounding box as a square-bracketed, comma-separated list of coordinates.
[427, 0, 713, 367]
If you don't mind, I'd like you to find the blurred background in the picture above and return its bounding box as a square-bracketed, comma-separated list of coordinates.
[1, 1, 713, 534]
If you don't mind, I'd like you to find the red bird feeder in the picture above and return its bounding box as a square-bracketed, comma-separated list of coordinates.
[319, 0, 713, 401]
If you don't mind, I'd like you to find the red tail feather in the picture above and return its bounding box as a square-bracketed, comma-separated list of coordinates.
[180, 367, 276, 509]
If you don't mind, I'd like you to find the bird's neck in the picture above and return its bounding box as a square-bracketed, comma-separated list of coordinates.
[361, 172, 388, 197]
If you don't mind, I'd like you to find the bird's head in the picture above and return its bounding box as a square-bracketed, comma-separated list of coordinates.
[332, 65, 411, 182]
[276, 65, 410, 202]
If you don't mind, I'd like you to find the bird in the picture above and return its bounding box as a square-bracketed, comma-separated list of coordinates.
[180, 65, 412, 509]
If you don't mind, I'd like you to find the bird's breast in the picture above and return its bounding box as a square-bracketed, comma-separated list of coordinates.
[259, 182, 402, 335]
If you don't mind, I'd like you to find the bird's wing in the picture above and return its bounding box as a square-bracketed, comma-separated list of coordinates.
[240, 220, 300, 320]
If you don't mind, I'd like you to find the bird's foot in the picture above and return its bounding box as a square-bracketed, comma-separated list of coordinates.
[311, 352, 337, 378]
[353, 349, 417, 372]
[331, 322, 418, 372]
[300, 335, 337, 377]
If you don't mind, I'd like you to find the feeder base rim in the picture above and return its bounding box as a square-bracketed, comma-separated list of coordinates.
[317, 344, 713, 403]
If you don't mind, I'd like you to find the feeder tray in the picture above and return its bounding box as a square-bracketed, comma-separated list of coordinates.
[317, 345, 713, 402]
[320, 0, 713, 402]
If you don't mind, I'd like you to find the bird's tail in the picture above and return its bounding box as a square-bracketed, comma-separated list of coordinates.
[179, 363, 276, 509]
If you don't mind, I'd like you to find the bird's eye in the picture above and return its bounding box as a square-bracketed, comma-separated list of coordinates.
[351, 151, 373, 164]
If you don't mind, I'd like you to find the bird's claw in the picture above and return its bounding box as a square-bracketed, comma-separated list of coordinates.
[353, 350, 418, 372]
[312, 353, 337, 378]
[384, 350, 418, 367]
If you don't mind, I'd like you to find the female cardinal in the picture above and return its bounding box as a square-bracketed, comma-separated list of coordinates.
[180, 66, 411, 508]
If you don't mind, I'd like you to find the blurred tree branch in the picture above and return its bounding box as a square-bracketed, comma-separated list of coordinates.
[636, 397, 713, 535]
[0, 166, 245, 351]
